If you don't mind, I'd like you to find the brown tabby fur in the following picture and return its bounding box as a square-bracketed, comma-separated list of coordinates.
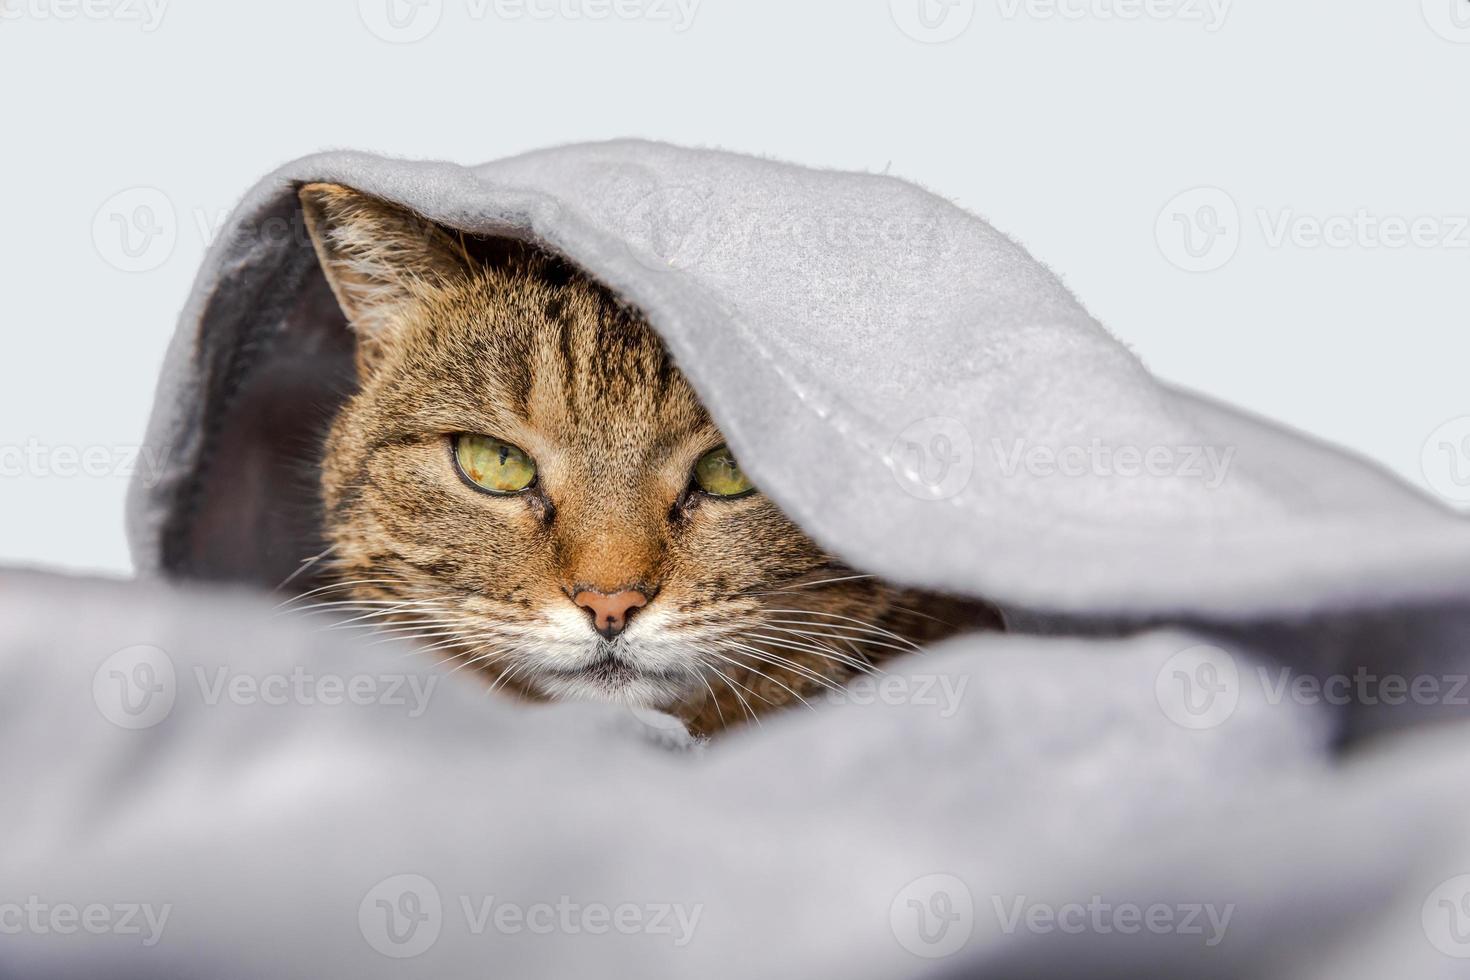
[298, 182, 1001, 737]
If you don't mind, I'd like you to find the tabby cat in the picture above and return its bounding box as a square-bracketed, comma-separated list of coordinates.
[298, 183, 1001, 737]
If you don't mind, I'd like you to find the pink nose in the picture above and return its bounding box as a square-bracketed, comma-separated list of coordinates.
[573, 589, 649, 639]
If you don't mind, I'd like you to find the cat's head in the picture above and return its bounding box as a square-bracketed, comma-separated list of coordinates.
[299, 184, 982, 730]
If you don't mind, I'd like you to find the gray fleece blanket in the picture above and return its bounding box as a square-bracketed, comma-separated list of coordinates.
[8, 140, 1470, 977]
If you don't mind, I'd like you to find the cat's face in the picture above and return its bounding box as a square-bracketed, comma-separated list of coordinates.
[300, 184, 993, 732]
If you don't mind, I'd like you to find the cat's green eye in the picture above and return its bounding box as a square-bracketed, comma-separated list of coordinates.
[454, 434, 537, 494]
[693, 446, 755, 498]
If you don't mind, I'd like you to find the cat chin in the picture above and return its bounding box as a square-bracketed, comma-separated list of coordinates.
[530, 669, 693, 710]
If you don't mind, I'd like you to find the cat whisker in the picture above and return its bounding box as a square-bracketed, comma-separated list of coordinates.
[690, 671, 728, 731]
[431, 641, 505, 673]
[696, 656, 767, 725]
[758, 609, 924, 652]
[366, 630, 474, 651]
[333, 614, 464, 637]
[327, 618, 462, 638]
[334, 618, 463, 640]
[758, 621, 918, 659]
[487, 659, 535, 698]
[712, 640, 847, 698]
[418, 633, 490, 658]
[307, 619, 458, 645]
[737, 625, 867, 666]
[284, 601, 448, 626]
[379, 615, 501, 646]
[883, 600, 972, 630]
[740, 628, 883, 676]
[407, 622, 517, 668]
[739, 572, 878, 598]
[368, 631, 470, 656]
[710, 648, 826, 709]
[273, 578, 410, 610]
[453, 646, 515, 673]
[732, 668, 816, 713]
[275, 544, 339, 592]
[306, 600, 461, 630]
[277, 594, 422, 621]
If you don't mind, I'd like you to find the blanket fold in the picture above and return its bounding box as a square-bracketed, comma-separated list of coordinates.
[127, 139, 1470, 619]
[12, 139, 1465, 977]
[4, 570, 1470, 979]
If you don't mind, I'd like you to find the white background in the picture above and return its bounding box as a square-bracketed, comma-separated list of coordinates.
[1, 0, 1467, 575]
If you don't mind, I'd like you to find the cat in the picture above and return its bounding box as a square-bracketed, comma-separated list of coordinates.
[298, 182, 1002, 737]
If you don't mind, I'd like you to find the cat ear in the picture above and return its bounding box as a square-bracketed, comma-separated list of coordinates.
[298, 182, 473, 339]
